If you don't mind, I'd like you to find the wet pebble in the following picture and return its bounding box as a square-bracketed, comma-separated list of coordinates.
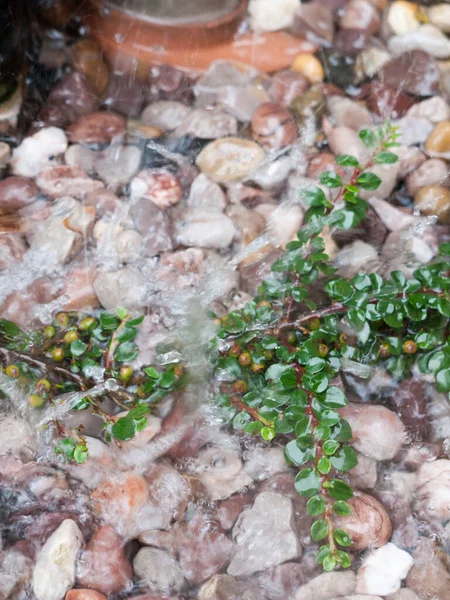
[293, 1, 334, 45]
[130, 170, 182, 209]
[294, 571, 356, 600]
[405, 538, 450, 600]
[291, 53, 324, 83]
[388, 25, 450, 59]
[228, 492, 301, 577]
[416, 459, 450, 521]
[133, 547, 185, 593]
[380, 50, 440, 96]
[356, 543, 414, 596]
[115, 229, 143, 263]
[0, 234, 27, 270]
[70, 39, 109, 95]
[194, 446, 252, 501]
[187, 173, 226, 212]
[175, 108, 238, 139]
[414, 185, 450, 223]
[340, 403, 404, 461]
[340, 0, 381, 33]
[65, 591, 107, 600]
[77, 525, 132, 594]
[407, 96, 450, 123]
[248, 0, 299, 32]
[141, 101, 191, 132]
[196, 138, 266, 183]
[425, 120, 450, 157]
[406, 158, 450, 196]
[0, 142, 11, 168]
[327, 96, 373, 129]
[66, 111, 126, 144]
[362, 83, 415, 119]
[386, 1, 420, 35]
[0, 176, 39, 209]
[428, 3, 450, 33]
[269, 70, 310, 107]
[251, 102, 298, 149]
[327, 125, 371, 163]
[151, 64, 194, 104]
[131, 198, 173, 255]
[104, 73, 148, 118]
[93, 267, 146, 310]
[290, 85, 326, 127]
[32, 520, 83, 600]
[36, 165, 104, 198]
[334, 491, 392, 551]
[12, 127, 68, 178]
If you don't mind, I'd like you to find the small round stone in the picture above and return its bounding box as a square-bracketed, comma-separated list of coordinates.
[269, 70, 310, 106]
[414, 185, 450, 223]
[340, 0, 381, 34]
[291, 53, 324, 83]
[425, 120, 450, 156]
[251, 102, 298, 149]
[130, 170, 182, 209]
[196, 138, 266, 184]
[67, 112, 126, 144]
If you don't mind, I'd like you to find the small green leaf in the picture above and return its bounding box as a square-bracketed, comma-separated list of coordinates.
[244, 421, 263, 434]
[307, 357, 325, 373]
[334, 529, 352, 547]
[437, 297, 450, 317]
[127, 405, 150, 419]
[306, 495, 326, 516]
[0, 319, 21, 339]
[285, 440, 312, 466]
[327, 479, 353, 500]
[330, 445, 358, 472]
[116, 307, 128, 320]
[333, 500, 352, 516]
[302, 186, 332, 208]
[436, 368, 450, 393]
[323, 386, 347, 408]
[128, 315, 145, 326]
[159, 370, 176, 389]
[374, 151, 398, 164]
[99, 312, 119, 330]
[356, 172, 382, 190]
[280, 368, 299, 390]
[294, 468, 321, 497]
[323, 556, 337, 571]
[335, 155, 359, 167]
[145, 367, 159, 379]
[359, 129, 377, 147]
[114, 341, 138, 363]
[70, 339, 87, 357]
[261, 426, 275, 441]
[319, 171, 343, 188]
[317, 456, 331, 474]
[316, 545, 331, 564]
[336, 550, 351, 568]
[73, 444, 88, 464]
[111, 417, 135, 441]
[323, 439, 340, 456]
[311, 520, 328, 541]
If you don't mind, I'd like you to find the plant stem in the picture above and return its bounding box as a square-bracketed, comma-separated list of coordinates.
[105, 316, 129, 371]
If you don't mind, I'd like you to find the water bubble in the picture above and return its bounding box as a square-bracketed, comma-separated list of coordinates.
[105, 378, 119, 391]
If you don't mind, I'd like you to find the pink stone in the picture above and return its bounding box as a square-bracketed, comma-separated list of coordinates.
[66, 590, 107, 600]
[77, 525, 132, 594]
[36, 165, 104, 198]
[0, 176, 39, 209]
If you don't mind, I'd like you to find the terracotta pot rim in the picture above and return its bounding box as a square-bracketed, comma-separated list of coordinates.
[90, 0, 249, 30]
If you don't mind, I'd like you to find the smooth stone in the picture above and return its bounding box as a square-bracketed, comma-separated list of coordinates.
[396, 117, 434, 146]
[11, 127, 68, 178]
[251, 102, 298, 149]
[198, 574, 258, 600]
[327, 126, 371, 163]
[355, 46, 391, 80]
[133, 548, 185, 593]
[334, 491, 392, 551]
[77, 525, 132, 594]
[36, 165, 104, 198]
[66, 591, 107, 600]
[291, 53, 324, 83]
[0, 234, 27, 270]
[340, 0, 381, 34]
[407, 96, 450, 123]
[406, 158, 450, 196]
[356, 543, 414, 596]
[227, 492, 301, 577]
[335, 240, 379, 278]
[293, 2, 334, 45]
[340, 403, 404, 461]
[0, 141, 11, 167]
[131, 199, 173, 256]
[175, 108, 238, 139]
[196, 138, 265, 184]
[388, 25, 450, 59]
[195, 446, 253, 501]
[93, 267, 146, 310]
[425, 120, 450, 156]
[380, 50, 440, 96]
[335, 29, 374, 58]
[66, 111, 126, 144]
[405, 538, 450, 600]
[387, 1, 420, 35]
[348, 452, 377, 489]
[363, 82, 415, 119]
[187, 173, 226, 212]
[115, 229, 143, 263]
[368, 198, 417, 232]
[428, 3, 450, 33]
[141, 101, 191, 132]
[176, 210, 236, 249]
[321, 49, 356, 88]
[414, 185, 450, 223]
[327, 96, 373, 130]
[249, 0, 299, 32]
[0, 415, 37, 460]
[130, 170, 182, 209]
[32, 520, 83, 600]
[295, 572, 356, 600]
[71, 39, 109, 95]
[104, 73, 147, 118]
[269, 70, 310, 107]
[0, 176, 39, 209]
[226, 203, 266, 245]
[416, 459, 450, 521]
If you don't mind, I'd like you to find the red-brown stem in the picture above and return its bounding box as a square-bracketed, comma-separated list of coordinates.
[230, 396, 272, 426]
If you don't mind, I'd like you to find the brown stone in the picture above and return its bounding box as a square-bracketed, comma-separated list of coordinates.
[307, 152, 346, 179]
[380, 51, 440, 96]
[414, 185, 450, 223]
[340, 0, 381, 33]
[405, 538, 450, 600]
[293, 2, 334, 45]
[425, 120, 450, 155]
[0, 176, 39, 210]
[269, 71, 310, 107]
[251, 102, 297, 149]
[334, 491, 392, 551]
[361, 83, 415, 118]
[36, 166, 104, 198]
[71, 39, 109, 95]
[66, 590, 106, 600]
[66, 111, 126, 144]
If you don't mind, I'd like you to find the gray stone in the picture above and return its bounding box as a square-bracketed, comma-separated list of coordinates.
[133, 547, 185, 593]
[294, 571, 357, 600]
[228, 492, 301, 577]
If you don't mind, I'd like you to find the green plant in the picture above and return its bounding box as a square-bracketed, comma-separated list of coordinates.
[0, 124, 449, 572]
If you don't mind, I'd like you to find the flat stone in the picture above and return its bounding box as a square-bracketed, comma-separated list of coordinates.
[133, 547, 185, 593]
[294, 571, 357, 600]
[228, 492, 301, 577]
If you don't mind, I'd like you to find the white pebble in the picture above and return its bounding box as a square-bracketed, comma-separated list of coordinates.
[12, 127, 68, 177]
[356, 543, 414, 596]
